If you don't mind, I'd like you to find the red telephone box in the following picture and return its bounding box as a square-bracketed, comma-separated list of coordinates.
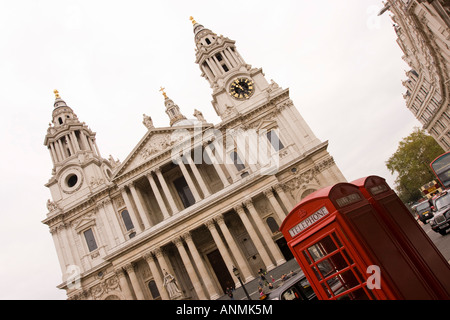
[352, 175, 450, 299]
[280, 182, 441, 300]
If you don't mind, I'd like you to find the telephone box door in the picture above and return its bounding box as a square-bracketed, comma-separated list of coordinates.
[293, 223, 381, 300]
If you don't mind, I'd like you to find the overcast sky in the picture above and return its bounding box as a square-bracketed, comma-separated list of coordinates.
[0, 0, 422, 299]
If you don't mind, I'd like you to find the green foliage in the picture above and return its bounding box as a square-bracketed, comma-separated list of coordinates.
[386, 127, 444, 203]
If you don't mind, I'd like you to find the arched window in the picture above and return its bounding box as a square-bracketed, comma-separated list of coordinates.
[266, 217, 279, 234]
[121, 210, 134, 231]
[230, 151, 245, 171]
[58, 117, 63, 125]
[148, 280, 160, 300]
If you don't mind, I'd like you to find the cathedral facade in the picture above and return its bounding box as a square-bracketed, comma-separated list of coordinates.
[380, 0, 450, 151]
[42, 18, 346, 300]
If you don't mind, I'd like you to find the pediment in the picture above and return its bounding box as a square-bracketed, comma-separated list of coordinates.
[74, 216, 96, 233]
[254, 119, 278, 131]
[112, 127, 193, 178]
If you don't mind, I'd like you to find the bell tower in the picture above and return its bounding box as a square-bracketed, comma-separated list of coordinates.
[44, 90, 113, 208]
[191, 17, 274, 120]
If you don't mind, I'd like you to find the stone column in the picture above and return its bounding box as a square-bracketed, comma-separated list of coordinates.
[183, 232, 220, 300]
[71, 131, 80, 152]
[115, 268, 134, 300]
[120, 187, 142, 233]
[176, 156, 201, 202]
[204, 142, 230, 188]
[184, 152, 211, 198]
[104, 198, 126, 243]
[50, 227, 66, 274]
[173, 237, 207, 300]
[128, 182, 151, 229]
[205, 219, 239, 288]
[146, 172, 171, 220]
[244, 199, 286, 266]
[215, 215, 254, 282]
[154, 168, 179, 214]
[143, 251, 169, 300]
[264, 188, 287, 223]
[124, 263, 145, 300]
[234, 204, 275, 271]
[60, 224, 75, 267]
[273, 183, 295, 211]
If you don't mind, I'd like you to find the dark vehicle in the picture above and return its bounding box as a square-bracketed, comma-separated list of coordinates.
[430, 191, 450, 235]
[415, 201, 434, 223]
[265, 272, 317, 300]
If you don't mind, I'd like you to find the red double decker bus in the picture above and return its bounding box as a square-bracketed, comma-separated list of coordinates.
[430, 152, 450, 189]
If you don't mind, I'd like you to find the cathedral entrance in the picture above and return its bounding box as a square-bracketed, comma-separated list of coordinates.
[207, 249, 234, 294]
[276, 237, 294, 261]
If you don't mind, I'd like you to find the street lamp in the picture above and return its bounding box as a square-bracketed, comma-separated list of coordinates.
[232, 265, 251, 300]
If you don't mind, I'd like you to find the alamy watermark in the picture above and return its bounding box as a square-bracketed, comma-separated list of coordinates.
[169, 124, 284, 176]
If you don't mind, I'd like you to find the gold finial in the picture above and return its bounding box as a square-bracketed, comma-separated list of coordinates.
[189, 16, 197, 25]
[159, 86, 168, 99]
[54, 89, 60, 99]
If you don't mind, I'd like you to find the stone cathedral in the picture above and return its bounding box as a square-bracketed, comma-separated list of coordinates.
[42, 18, 346, 300]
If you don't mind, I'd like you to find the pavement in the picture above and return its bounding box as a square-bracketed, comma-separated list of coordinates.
[217, 258, 302, 300]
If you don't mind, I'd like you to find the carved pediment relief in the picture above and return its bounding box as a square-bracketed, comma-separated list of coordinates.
[115, 129, 190, 177]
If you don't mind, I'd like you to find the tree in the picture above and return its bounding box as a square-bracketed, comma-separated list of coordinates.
[386, 127, 444, 203]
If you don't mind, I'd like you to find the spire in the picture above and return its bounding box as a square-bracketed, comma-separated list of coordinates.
[160, 87, 187, 126]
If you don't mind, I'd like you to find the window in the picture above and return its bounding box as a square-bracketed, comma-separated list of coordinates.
[174, 176, 196, 208]
[84, 228, 98, 252]
[267, 130, 285, 151]
[58, 117, 63, 124]
[121, 210, 134, 231]
[267, 217, 279, 234]
[230, 151, 245, 171]
[148, 280, 160, 299]
[205, 38, 211, 45]
[215, 53, 223, 62]
[222, 64, 229, 72]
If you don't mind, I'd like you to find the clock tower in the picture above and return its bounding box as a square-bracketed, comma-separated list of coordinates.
[191, 17, 275, 120]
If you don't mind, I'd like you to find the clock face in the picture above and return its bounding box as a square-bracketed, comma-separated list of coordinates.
[229, 78, 254, 100]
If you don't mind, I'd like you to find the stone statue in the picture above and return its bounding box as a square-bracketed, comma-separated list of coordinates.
[193, 109, 206, 123]
[143, 114, 154, 129]
[163, 270, 182, 299]
[46, 199, 58, 212]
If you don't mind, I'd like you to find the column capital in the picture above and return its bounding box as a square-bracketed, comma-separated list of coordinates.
[142, 251, 155, 263]
[114, 267, 127, 279]
[214, 214, 225, 225]
[154, 247, 165, 259]
[264, 188, 275, 198]
[273, 183, 286, 193]
[123, 263, 135, 274]
[154, 166, 162, 175]
[233, 203, 245, 214]
[173, 237, 184, 248]
[181, 231, 192, 242]
[205, 219, 216, 230]
[243, 198, 254, 209]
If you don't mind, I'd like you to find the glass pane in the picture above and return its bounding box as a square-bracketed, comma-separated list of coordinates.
[299, 278, 315, 299]
[303, 250, 312, 265]
[281, 288, 302, 300]
[84, 228, 98, 252]
[307, 235, 337, 262]
[337, 287, 370, 301]
[148, 280, 160, 299]
[327, 269, 361, 296]
[121, 210, 134, 231]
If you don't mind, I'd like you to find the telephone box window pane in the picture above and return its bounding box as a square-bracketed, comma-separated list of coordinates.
[307, 235, 338, 262]
[303, 251, 312, 264]
[326, 269, 360, 296]
[336, 287, 370, 301]
[84, 228, 98, 252]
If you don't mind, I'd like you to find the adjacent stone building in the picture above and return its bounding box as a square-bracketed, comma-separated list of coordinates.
[42, 18, 346, 300]
[380, 0, 450, 151]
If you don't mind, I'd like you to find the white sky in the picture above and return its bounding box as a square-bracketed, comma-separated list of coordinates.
[0, 0, 422, 299]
